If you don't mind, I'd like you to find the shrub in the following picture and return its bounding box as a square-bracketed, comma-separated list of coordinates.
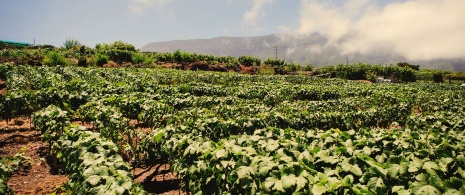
[77, 58, 87, 67]
[63, 38, 81, 50]
[95, 41, 136, 63]
[303, 64, 314, 71]
[132, 52, 154, 67]
[42, 51, 68, 66]
[238, 56, 260, 67]
[94, 53, 109, 67]
[286, 63, 301, 72]
[154, 52, 174, 63]
[258, 66, 274, 75]
[264, 58, 285, 67]
[173, 50, 194, 65]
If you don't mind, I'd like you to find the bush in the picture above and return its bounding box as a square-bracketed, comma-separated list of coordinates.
[258, 66, 274, 75]
[94, 53, 109, 67]
[321, 63, 417, 82]
[63, 38, 81, 50]
[154, 52, 174, 63]
[303, 64, 314, 71]
[132, 52, 154, 67]
[77, 58, 87, 67]
[286, 63, 301, 72]
[238, 56, 260, 67]
[173, 50, 194, 65]
[264, 58, 285, 67]
[95, 41, 136, 63]
[42, 51, 68, 66]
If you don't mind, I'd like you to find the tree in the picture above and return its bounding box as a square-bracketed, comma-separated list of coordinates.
[63, 38, 81, 50]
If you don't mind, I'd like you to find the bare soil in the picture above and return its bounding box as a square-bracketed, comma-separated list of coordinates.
[133, 163, 187, 195]
[1, 118, 185, 194]
[0, 79, 6, 95]
[0, 118, 68, 195]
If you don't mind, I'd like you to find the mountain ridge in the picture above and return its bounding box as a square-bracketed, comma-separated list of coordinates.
[141, 33, 465, 72]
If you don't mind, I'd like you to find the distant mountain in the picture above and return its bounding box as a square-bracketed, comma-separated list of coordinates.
[141, 33, 465, 72]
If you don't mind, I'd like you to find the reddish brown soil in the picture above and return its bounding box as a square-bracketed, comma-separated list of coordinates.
[1, 118, 185, 194]
[133, 163, 187, 195]
[0, 118, 68, 195]
[0, 79, 6, 95]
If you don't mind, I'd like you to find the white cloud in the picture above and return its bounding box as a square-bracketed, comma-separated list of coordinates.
[277, 25, 292, 34]
[297, 0, 374, 44]
[242, 0, 273, 33]
[286, 47, 296, 55]
[296, 0, 465, 60]
[129, 0, 173, 14]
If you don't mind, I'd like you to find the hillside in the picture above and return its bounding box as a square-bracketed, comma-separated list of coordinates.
[141, 33, 465, 72]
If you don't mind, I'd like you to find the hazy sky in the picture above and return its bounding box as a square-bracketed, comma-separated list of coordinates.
[1, 0, 464, 60]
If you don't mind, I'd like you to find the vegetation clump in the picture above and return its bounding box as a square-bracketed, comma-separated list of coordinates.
[42, 50, 68, 66]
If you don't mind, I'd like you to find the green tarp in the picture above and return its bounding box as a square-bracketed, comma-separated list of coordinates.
[0, 40, 30, 46]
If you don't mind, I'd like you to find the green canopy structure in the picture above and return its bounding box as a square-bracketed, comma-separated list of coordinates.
[0, 40, 30, 47]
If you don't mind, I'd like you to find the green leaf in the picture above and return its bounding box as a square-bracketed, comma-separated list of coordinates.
[273, 179, 285, 192]
[341, 159, 363, 176]
[311, 184, 327, 195]
[215, 149, 228, 159]
[295, 175, 307, 192]
[444, 177, 463, 189]
[236, 166, 254, 179]
[341, 175, 354, 186]
[367, 177, 385, 191]
[443, 189, 460, 195]
[281, 174, 297, 189]
[264, 176, 278, 192]
[408, 158, 424, 173]
[415, 173, 428, 182]
[393, 186, 405, 192]
[85, 175, 101, 186]
[298, 150, 312, 161]
[412, 184, 441, 195]
[258, 159, 277, 176]
[392, 186, 411, 195]
[360, 155, 387, 176]
[265, 140, 279, 152]
[457, 168, 465, 179]
[115, 186, 126, 194]
[220, 160, 236, 169]
[387, 162, 408, 179]
[428, 176, 444, 190]
[437, 157, 453, 172]
[423, 161, 440, 171]
[363, 146, 372, 156]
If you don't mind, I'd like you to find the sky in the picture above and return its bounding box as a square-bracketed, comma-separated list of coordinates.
[1, 0, 464, 61]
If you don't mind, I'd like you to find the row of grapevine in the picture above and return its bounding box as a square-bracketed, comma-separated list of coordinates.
[0, 153, 31, 195]
[2, 64, 465, 194]
[32, 106, 146, 194]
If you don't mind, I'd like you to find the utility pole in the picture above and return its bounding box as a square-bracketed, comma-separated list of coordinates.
[346, 57, 349, 65]
[275, 46, 278, 60]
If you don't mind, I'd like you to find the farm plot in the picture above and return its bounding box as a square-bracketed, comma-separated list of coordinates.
[1, 64, 465, 194]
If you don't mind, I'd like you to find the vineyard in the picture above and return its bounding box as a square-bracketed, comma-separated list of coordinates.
[1, 63, 465, 194]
